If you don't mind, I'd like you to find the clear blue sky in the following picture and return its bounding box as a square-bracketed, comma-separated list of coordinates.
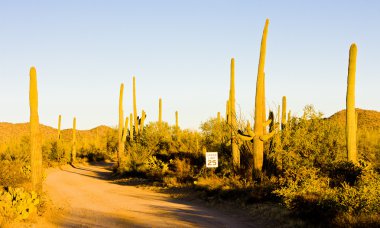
[0, 1, 379, 130]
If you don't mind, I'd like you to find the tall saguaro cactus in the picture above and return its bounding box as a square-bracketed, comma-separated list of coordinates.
[229, 58, 240, 168]
[133, 76, 139, 135]
[72, 117, 76, 164]
[346, 44, 358, 163]
[122, 116, 128, 143]
[140, 110, 146, 133]
[281, 96, 287, 130]
[118, 83, 124, 167]
[129, 113, 134, 142]
[159, 98, 162, 125]
[29, 66, 43, 191]
[253, 19, 273, 172]
[57, 114, 62, 140]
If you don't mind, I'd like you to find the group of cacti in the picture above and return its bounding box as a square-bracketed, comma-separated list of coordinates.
[27, 18, 359, 191]
[117, 77, 147, 166]
[225, 18, 359, 175]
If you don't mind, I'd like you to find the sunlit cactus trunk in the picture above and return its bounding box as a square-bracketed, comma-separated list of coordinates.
[253, 19, 270, 172]
[140, 110, 146, 133]
[133, 76, 139, 135]
[129, 113, 134, 141]
[71, 117, 77, 164]
[226, 100, 230, 124]
[217, 112, 221, 124]
[29, 66, 43, 191]
[281, 96, 287, 130]
[122, 116, 128, 143]
[262, 73, 267, 134]
[229, 58, 240, 168]
[118, 83, 124, 167]
[158, 98, 162, 126]
[58, 114, 62, 140]
[346, 43, 358, 163]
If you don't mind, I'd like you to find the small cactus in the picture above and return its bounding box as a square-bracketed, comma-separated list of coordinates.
[133, 76, 139, 135]
[281, 96, 287, 130]
[159, 98, 162, 126]
[71, 117, 76, 164]
[122, 116, 129, 143]
[29, 66, 42, 191]
[57, 115, 62, 140]
[346, 43, 358, 163]
[129, 113, 134, 142]
[140, 110, 146, 133]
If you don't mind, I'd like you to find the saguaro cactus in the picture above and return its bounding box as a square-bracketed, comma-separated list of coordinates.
[29, 66, 43, 191]
[118, 83, 124, 167]
[71, 117, 76, 164]
[217, 112, 221, 124]
[346, 43, 358, 163]
[140, 110, 146, 133]
[281, 96, 287, 130]
[58, 115, 62, 140]
[122, 116, 128, 143]
[158, 98, 162, 125]
[133, 76, 139, 135]
[253, 19, 275, 172]
[229, 58, 240, 168]
[129, 113, 134, 141]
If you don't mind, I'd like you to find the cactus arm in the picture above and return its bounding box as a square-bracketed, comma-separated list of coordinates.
[263, 119, 272, 127]
[238, 130, 255, 141]
[259, 128, 276, 141]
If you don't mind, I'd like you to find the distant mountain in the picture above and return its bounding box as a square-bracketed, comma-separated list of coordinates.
[0, 122, 114, 151]
[328, 109, 380, 131]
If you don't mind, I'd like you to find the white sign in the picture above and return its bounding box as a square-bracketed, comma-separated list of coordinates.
[206, 152, 218, 168]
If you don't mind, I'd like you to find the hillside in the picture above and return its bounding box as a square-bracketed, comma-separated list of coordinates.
[328, 108, 380, 131]
[0, 122, 114, 153]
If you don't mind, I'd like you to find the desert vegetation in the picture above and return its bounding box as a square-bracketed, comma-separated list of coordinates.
[1, 18, 379, 227]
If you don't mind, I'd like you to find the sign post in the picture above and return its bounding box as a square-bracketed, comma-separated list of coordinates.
[205, 152, 218, 168]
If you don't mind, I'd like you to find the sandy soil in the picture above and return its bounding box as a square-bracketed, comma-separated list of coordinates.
[28, 162, 260, 227]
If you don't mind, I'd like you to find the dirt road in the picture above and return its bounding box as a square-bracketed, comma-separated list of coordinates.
[37, 163, 258, 227]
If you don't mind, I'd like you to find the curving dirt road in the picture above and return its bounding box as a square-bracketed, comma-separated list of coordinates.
[36, 162, 259, 227]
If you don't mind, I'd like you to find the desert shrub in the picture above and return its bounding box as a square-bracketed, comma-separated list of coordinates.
[78, 144, 109, 162]
[143, 156, 169, 178]
[47, 141, 66, 163]
[324, 161, 362, 187]
[0, 187, 39, 223]
[0, 161, 30, 188]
